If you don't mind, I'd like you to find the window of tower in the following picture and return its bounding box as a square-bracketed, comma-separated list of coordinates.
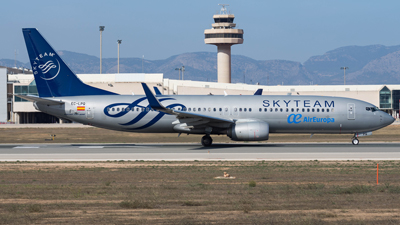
[214, 18, 234, 23]
[205, 33, 243, 39]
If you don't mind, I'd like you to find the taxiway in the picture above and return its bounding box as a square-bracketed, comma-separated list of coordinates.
[1, 143, 400, 161]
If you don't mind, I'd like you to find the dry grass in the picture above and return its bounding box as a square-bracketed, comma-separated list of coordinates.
[0, 161, 400, 224]
[1, 124, 400, 144]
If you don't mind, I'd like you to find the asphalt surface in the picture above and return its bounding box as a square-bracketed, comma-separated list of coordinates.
[1, 143, 400, 161]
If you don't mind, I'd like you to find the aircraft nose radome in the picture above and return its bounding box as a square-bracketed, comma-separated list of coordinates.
[384, 114, 395, 125]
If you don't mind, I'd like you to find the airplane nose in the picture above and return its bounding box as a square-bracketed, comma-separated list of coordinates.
[383, 113, 395, 126]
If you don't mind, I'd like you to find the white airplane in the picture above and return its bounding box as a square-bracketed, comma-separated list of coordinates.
[19, 28, 395, 146]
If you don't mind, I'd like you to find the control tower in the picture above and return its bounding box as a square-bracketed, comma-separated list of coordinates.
[204, 4, 244, 83]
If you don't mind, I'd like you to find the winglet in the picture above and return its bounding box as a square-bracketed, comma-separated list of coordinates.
[141, 83, 165, 110]
[254, 89, 263, 95]
[153, 86, 162, 96]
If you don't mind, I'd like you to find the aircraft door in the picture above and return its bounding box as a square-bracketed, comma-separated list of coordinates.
[347, 103, 355, 120]
[86, 107, 94, 119]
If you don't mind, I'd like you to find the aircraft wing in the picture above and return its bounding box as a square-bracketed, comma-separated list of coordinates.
[142, 83, 234, 131]
[14, 94, 64, 105]
[153, 86, 163, 96]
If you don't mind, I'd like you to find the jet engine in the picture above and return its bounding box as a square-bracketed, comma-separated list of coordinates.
[227, 121, 269, 141]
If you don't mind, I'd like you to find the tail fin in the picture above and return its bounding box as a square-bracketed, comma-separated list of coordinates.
[253, 89, 263, 95]
[22, 28, 117, 97]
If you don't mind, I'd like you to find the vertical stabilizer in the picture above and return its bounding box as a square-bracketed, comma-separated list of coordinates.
[22, 28, 117, 97]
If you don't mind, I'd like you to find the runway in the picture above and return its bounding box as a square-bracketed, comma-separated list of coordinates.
[1, 143, 400, 161]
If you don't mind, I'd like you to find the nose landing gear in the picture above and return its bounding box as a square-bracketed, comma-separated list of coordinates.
[352, 138, 359, 145]
[201, 135, 213, 147]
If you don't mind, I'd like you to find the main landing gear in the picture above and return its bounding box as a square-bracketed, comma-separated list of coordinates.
[201, 135, 213, 147]
[352, 138, 359, 145]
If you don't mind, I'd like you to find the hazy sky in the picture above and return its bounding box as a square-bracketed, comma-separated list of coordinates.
[2, 0, 400, 63]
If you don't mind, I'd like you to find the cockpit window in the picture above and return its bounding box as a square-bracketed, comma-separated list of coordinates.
[366, 106, 380, 112]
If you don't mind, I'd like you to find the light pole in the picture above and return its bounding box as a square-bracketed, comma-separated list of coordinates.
[340, 67, 349, 85]
[175, 67, 181, 80]
[117, 40, 122, 73]
[99, 26, 105, 74]
[181, 66, 185, 80]
[142, 55, 144, 73]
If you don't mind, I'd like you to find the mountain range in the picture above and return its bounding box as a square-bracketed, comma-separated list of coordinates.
[2, 44, 400, 85]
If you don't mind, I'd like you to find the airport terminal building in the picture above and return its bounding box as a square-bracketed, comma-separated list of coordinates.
[1, 66, 400, 123]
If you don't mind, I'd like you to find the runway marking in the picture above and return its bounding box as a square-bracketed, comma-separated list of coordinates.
[13, 146, 39, 149]
[79, 146, 105, 149]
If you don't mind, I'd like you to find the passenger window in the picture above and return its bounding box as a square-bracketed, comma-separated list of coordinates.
[203, 108, 206, 112]
[131, 107, 134, 111]
[249, 108, 252, 112]
[126, 108, 130, 112]
[296, 108, 299, 112]
[322, 109, 324, 112]
[280, 108, 283, 112]
[219, 108, 222, 112]
[225, 108, 228, 112]
[213, 108, 216, 112]
[291, 108, 294, 112]
[235, 108, 238, 112]
[112, 108, 115, 111]
[302, 108, 305, 112]
[259, 108, 262, 112]
[208, 108, 211, 112]
[188, 108, 191, 112]
[117, 108, 120, 111]
[312, 108, 315, 112]
[275, 108, 278, 112]
[366, 107, 371, 111]
[107, 107, 110, 111]
[146, 108, 149, 112]
[286, 108, 289, 112]
[264, 108, 267, 112]
[244, 108, 247, 112]
[239, 108, 242, 112]
[317, 108, 319, 112]
[193, 108, 196, 112]
[307, 108, 310, 112]
[327, 109, 330, 112]
[198, 108, 201, 112]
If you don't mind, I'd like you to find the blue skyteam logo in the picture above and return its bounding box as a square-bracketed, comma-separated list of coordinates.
[287, 114, 335, 124]
[104, 97, 185, 130]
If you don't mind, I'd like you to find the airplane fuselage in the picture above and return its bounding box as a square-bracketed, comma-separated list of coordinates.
[37, 95, 392, 135]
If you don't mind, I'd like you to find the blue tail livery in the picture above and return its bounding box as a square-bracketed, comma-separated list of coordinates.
[22, 28, 117, 97]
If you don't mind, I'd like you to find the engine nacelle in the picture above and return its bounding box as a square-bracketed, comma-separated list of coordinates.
[227, 121, 269, 141]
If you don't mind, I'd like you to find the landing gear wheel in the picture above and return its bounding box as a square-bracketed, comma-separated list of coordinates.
[352, 138, 359, 145]
[201, 135, 213, 147]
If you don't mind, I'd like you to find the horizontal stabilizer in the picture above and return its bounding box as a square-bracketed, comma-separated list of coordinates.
[15, 94, 64, 105]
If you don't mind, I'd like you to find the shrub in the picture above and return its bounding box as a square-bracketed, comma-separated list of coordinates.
[332, 185, 371, 194]
[119, 200, 153, 209]
[249, 180, 256, 187]
[182, 201, 202, 206]
[28, 204, 42, 213]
